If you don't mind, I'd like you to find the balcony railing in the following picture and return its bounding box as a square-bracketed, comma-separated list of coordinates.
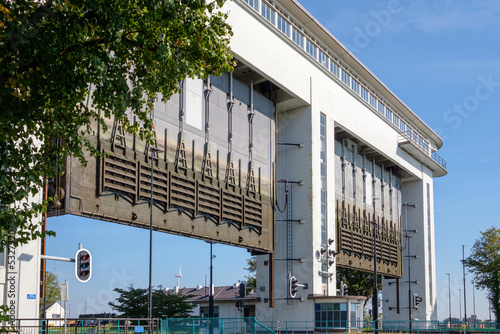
[399, 131, 447, 170]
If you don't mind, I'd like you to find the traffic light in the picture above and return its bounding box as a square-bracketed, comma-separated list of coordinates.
[413, 294, 423, 308]
[289, 276, 298, 298]
[234, 300, 242, 311]
[75, 249, 92, 283]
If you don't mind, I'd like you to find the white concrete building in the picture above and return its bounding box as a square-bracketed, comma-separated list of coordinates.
[0, 192, 42, 326]
[223, 0, 446, 328]
[4, 0, 445, 329]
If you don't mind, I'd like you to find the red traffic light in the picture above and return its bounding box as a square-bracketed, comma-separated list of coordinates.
[75, 248, 92, 283]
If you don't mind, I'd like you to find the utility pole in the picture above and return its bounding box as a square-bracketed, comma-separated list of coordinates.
[446, 273, 451, 322]
[462, 245, 467, 323]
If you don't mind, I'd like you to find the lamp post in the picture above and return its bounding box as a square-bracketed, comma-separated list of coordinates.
[446, 273, 451, 322]
[148, 146, 162, 328]
[462, 245, 467, 323]
[403, 202, 416, 331]
[472, 280, 476, 325]
[459, 288, 462, 322]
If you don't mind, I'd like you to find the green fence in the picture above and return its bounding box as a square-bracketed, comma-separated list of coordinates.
[161, 318, 275, 334]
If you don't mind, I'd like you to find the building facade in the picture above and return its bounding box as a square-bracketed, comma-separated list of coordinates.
[224, 0, 446, 326]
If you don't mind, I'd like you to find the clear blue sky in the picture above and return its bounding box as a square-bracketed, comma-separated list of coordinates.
[46, 0, 500, 321]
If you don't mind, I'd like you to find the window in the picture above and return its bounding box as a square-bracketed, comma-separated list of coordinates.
[351, 79, 359, 94]
[330, 61, 339, 78]
[315, 303, 347, 328]
[0, 250, 4, 267]
[399, 120, 406, 132]
[341, 69, 350, 86]
[291, 25, 304, 48]
[385, 109, 392, 122]
[244, 0, 259, 11]
[320, 113, 327, 283]
[369, 93, 377, 109]
[261, 2, 275, 24]
[378, 102, 385, 115]
[427, 183, 433, 306]
[200, 306, 219, 318]
[360, 86, 368, 102]
[185, 78, 203, 130]
[277, 12, 290, 36]
[318, 50, 328, 68]
[392, 114, 399, 128]
[306, 39, 317, 59]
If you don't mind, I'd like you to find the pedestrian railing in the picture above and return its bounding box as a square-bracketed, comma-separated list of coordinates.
[4, 319, 500, 334]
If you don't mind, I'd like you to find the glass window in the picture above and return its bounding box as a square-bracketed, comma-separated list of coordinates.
[185, 78, 203, 130]
[200, 306, 219, 318]
[315, 303, 348, 329]
[351, 79, 359, 94]
[292, 26, 304, 48]
[369, 93, 377, 109]
[306, 39, 317, 59]
[245, 0, 259, 11]
[0, 249, 4, 266]
[341, 69, 350, 86]
[261, 2, 275, 24]
[277, 12, 290, 36]
[318, 50, 328, 68]
[360, 86, 368, 101]
[330, 61, 339, 77]
[378, 102, 385, 115]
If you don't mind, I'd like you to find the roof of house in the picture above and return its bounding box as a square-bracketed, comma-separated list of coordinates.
[167, 285, 256, 302]
[43, 301, 65, 311]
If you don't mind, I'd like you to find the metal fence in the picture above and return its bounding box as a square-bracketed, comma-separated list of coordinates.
[4, 319, 500, 334]
[4, 318, 160, 334]
[161, 318, 275, 334]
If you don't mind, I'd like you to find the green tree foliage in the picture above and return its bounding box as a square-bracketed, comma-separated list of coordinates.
[40, 272, 61, 315]
[0, 0, 234, 249]
[336, 267, 382, 308]
[464, 227, 500, 322]
[109, 285, 194, 318]
[244, 257, 256, 291]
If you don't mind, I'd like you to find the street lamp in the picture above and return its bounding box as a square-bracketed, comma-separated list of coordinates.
[148, 146, 162, 326]
[462, 245, 467, 323]
[472, 280, 476, 324]
[459, 288, 462, 322]
[446, 273, 451, 322]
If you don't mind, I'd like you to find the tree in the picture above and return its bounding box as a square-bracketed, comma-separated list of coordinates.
[0, 0, 234, 249]
[40, 272, 61, 315]
[336, 267, 382, 308]
[464, 227, 500, 322]
[244, 257, 256, 291]
[109, 285, 194, 318]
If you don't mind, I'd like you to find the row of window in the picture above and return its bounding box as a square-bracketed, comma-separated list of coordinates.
[320, 114, 327, 283]
[242, 0, 433, 154]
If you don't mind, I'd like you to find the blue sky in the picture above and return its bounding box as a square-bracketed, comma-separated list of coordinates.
[46, 0, 500, 321]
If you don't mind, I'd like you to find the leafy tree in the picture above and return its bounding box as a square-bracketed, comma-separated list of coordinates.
[336, 267, 381, 308]
[464, 227, 500, 322]
[244, 257, 256, 291]
[0, 0, 234, 249]
[109, 285, 194, 318]
[40, 272, 61, 315]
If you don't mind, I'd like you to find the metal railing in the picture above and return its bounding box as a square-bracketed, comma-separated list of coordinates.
[4, 318, 160, 334]
[399, 131, 447, 170]
[5, 319, 500, 334]
[161, 317, 275, 334]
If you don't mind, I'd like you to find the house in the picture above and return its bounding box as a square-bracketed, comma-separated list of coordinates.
[169, 284, 258, 319]
[43, 302, 67, 326]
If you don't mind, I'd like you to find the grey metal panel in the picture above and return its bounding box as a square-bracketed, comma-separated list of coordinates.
[53, 74, 276, 253]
